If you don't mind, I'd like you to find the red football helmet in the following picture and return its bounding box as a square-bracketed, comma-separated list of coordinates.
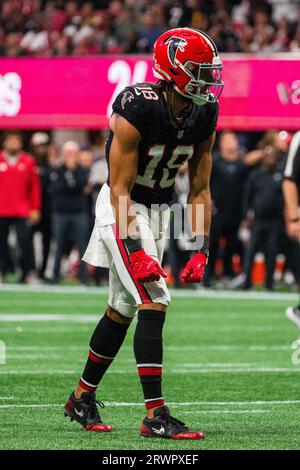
[153, 28, 223, 106]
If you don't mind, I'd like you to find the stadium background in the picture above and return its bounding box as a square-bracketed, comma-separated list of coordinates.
[1, 0, 300, 452]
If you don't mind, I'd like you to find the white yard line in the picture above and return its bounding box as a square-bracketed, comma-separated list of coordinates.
[0, 405, 270, 414]
[1, 367, 300, 374]
[0, 400, 299, 409]
[2, 326, 291, 333]
[0, 370, 78, 375]
[0, 314, 290, 333]
[0, 285, 108, 295]
[0, 328, 91, 333]
[182, 363, 253, 367]
[7, 354, 70, 359]
[0, 397, 14, 400]
[170, 289, 298, 301]
[0, 314, 100, 322]
[174, 367, 300, 373]
[0, 300, 104, 307]
[167, 326, 290, 331]
[105, 400, 300, 406]
[0, 310, 286, 319]
[0, 404, 63, 409]
[5, 344, 293, 351]
[7, 346, 83, 350]
[181, 410, 271, 414]
[0, 284, 298, 301]
[6, 354, 134, 363]
[165, 345, 292, 351]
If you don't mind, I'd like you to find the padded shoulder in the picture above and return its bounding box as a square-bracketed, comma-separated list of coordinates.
[112, 84, 160, 135]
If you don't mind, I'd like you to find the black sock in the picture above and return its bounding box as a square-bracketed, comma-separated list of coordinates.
[134, 309, 166, 410]
[79, 313, 129, 392]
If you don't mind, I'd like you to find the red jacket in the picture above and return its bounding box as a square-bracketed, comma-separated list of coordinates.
[0, 151, 41, 218]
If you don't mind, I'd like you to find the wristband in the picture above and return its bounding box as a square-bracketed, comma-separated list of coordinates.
[192, 235, 209, 256]
[124, 235, 142, 254]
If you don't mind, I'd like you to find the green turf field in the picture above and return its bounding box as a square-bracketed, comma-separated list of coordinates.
[0, 286, 300, 450]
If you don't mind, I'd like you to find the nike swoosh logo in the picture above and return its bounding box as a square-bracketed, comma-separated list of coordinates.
[133, 88, 142, 96]
[152, 426, 165, 435]
[74, 408, 84, 417]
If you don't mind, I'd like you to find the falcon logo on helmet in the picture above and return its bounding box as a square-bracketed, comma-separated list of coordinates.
[153, 28, 224, 106]
[165, 36, 187, 68]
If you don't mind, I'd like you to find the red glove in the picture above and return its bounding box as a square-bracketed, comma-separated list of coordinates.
[129, 249, 167, 283]
[181, 253, 208, 284]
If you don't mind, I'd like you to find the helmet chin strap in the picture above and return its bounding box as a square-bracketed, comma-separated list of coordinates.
[165, 82, 192, 129]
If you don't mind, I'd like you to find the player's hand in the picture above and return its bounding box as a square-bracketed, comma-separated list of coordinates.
[28, 210, 41, 225]
[129, 249, 167, 283]
[181, 253, 208, 284]
[287, 220, 300, 241]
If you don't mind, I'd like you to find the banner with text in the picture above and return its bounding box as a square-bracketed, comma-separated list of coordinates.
[0, 56, 299, 130]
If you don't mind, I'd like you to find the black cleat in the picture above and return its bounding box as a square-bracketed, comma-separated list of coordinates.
[140, 405, 205, 440]
[64, 391, 112, 432]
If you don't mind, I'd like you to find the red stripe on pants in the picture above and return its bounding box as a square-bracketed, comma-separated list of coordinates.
[112, 224, 152, 304]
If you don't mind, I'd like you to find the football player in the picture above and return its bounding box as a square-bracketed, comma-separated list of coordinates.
[64, 28, 223, 439]
[283, 131, 300, 327]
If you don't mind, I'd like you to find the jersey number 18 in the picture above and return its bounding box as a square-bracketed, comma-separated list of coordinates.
[136, 144, 194, 189]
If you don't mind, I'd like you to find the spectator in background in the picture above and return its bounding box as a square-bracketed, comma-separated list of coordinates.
[260, 130, 291, 173]
[48, 142, 62, 168]
[51, 141, 89, 284]
[114, 6, 141, 53]
[0, 131, 41, 283]
[242, 145, 284, 290]
[30, 131, 54, 280]
[204, 130, 263, 287]
[79, 143, 94, 230]
[136, 6, 165, 53]
[79, 143, 94, 170]
[85, 133, 109, 285]
[166, 0, 193, 28]
[89, 129, 108, 160]
[20, 15, 49, 55]
[208, 8, 240, 52]
[166, 161, 190, 288]
[88, 132, 108, 212]
[249, 130, 296, 282]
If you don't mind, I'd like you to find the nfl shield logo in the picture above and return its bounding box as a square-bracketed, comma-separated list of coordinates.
[177, 130, 184, 139]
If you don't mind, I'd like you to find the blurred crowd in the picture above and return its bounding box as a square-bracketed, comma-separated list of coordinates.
[0, 127, 299, 292]
[169, 129, 300, 291]
[0, 0, 300, 57]
[0, 129, 108, 285]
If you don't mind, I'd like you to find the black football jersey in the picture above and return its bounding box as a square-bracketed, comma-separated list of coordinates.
[106, 83, 219, 207]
